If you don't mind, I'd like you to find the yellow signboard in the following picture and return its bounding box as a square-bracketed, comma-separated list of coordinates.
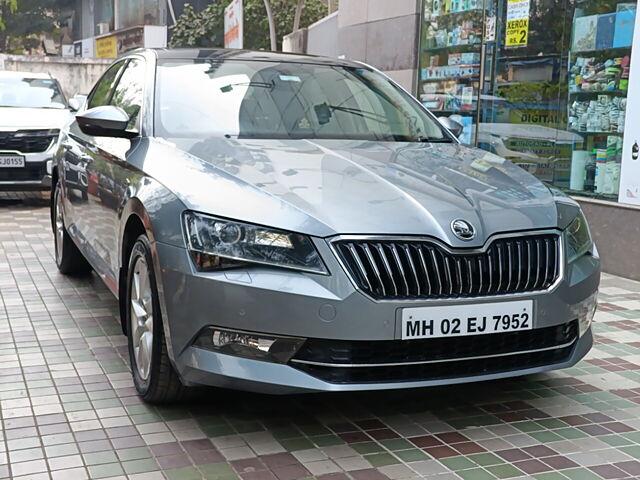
[505, 0, 530, 47]
[95, 35, 117, 58]
[506, 18, 529, 47]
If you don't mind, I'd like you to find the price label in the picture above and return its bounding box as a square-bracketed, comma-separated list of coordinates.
[505, 0, 530, 47]
[506, 18, 529, 47]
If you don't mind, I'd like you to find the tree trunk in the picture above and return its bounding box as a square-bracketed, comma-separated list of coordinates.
[263, 0, 277, 51]
[293, 0, 304, 32]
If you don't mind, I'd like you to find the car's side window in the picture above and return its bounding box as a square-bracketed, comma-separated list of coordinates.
[87, 61, 127, 110]
[109, 58, 145, 132]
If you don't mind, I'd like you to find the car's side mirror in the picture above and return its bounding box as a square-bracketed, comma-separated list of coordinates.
[438, 117, 464, 139]
[68, 94, 87, 112]
[76, 105, 136, 139]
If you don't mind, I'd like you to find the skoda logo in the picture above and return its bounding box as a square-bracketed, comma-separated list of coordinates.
[451, 219, 476, 241]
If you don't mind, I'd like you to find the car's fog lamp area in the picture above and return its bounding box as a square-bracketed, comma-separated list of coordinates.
[183, 211, 328, 274]
[193, 327, 306, 364]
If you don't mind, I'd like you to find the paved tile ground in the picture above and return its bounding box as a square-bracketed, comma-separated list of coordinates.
[2, 195, 640, 480]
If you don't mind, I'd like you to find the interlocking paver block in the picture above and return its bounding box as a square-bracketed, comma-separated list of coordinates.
[1, 197, 640, 480]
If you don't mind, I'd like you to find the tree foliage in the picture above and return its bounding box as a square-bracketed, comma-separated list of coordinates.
[0, 0, 75, 53]
[169, 0, 328, 51]
[0, 0, 18, 30]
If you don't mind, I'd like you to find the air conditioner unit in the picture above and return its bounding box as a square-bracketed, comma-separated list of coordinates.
[97, 23, 110, 35]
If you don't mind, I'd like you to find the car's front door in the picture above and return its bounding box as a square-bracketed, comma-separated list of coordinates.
[64, 57, 146, 292]
[62, 60, 127, 280]
[95, 57, 146, 284]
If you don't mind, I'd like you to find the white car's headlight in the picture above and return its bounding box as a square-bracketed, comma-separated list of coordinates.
[183, 212, 328, 274]
[564, 211, 593, 263]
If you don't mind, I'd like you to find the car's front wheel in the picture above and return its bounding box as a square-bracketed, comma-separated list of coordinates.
[52, 181, 92, 275]
[126, 234, 187, 403]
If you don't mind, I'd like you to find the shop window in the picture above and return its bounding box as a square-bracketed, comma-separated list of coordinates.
[418, 0, 637, 203]
[94, 0, 115, 35]
[566, 2, 635, 199]
[116, 0, 160, 30]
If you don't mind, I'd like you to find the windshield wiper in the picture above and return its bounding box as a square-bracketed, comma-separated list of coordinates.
[327, 105, 388, 123]
[220, 81, 274, 93]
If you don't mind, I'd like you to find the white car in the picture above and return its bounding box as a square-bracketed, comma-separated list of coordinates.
[0, 71, 75, 191]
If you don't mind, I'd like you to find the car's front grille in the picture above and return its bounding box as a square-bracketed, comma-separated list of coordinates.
[291, 321, 577, 384]
[0, 130, 57, 153]
[0, 164, 46, 181]
[333, 233, 561, 300]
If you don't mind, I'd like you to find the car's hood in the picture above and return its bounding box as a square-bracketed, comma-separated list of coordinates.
[0, 107, 72, 130]
[147, 138, 558, 247]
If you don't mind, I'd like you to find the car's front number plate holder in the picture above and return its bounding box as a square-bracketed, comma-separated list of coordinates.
[401, 300, 533, 340]
[0, 155, 25, 168]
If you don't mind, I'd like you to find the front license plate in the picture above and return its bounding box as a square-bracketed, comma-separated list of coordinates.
[0, 155, 25, 168]
[401, 300, 533, 340]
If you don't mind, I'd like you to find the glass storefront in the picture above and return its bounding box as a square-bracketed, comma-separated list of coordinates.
[94, 0, 115, 34]
[92, 0, 161, 34]
[116, 0, 161, 30]
[418, 0, 637, 202]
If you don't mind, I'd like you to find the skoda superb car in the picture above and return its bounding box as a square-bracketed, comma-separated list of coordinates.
[0, 71, 73, 191]
[52, 49, 600, 403]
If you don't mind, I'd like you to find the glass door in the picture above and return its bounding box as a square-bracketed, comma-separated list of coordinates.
[477, 0, 573, 185]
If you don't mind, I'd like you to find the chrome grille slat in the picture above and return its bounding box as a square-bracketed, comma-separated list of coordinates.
[417, 247, 432, 297]
[514, 241, 521, 291]
[506, 242, 513, 292]
[390, 244, 410, 296]
[428, 247, 444, 296]
[361, 244, 386, 297]
[403, 245, 421, 297]
[334, 234, 560, 300]
[346, 243, 373, 292]
[534, 239, 542, 289]
[375, 243, 398, 297]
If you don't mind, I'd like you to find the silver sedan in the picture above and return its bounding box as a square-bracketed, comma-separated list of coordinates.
[52, 48, 600, 403]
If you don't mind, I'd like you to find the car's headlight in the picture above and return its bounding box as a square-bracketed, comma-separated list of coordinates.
[183, 212, 328, 274]
[564, 211, 593, 263]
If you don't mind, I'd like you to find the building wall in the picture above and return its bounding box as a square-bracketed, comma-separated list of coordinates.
[1, 55, 111, 97]
[296, 0, 421, 92]
[307, 12, 339, 58]
[336, 0, 421, 92]
[577, 198, 640, 281]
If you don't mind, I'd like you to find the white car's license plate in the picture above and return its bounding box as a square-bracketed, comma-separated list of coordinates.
[0, 155, 25, 168]
[401, 300, 533, 340]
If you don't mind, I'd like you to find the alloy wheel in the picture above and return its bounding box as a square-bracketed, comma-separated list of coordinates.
[130, 256, 154, 381]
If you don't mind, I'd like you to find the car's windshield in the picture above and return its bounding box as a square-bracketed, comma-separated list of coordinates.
[0, 76, 67, 109]
[156, 59, 448, 142]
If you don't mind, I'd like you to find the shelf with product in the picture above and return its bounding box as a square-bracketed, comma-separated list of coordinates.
[419, 0, 485, 147]
[566, 2, 636, 199]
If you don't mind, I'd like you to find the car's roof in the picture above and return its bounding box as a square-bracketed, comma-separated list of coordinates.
[0, 70, 53, 79]
[146, 48, 361, 68]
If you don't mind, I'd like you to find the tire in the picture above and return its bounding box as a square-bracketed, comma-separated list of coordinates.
[52, 181, 92, 275]
[126, 234, 187, 403]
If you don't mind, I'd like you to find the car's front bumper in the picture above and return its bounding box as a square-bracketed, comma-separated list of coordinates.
[154, 237, 600, 394]
[0, 153, 53, 191]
